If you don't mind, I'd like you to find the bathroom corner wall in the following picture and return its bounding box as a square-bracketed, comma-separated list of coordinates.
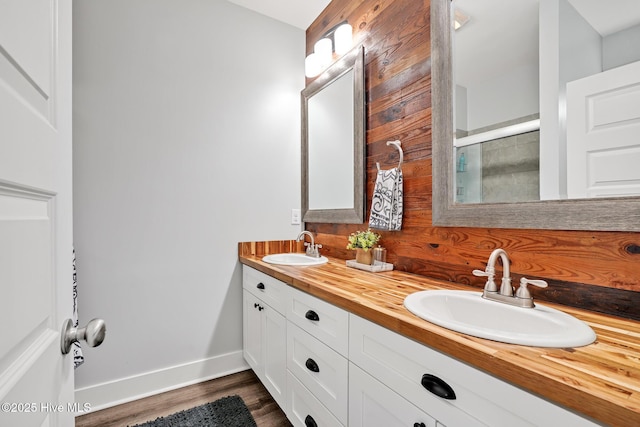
[72, 0, 304, 408]
[305, 0, 640, 320]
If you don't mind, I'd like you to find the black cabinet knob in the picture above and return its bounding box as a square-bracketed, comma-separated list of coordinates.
[254, 303, 259, 308]
[304, 415, 317, 427]
[414, 423, 426, 427]
[305, 358, 320, 373]
[305, 310, 320, 321]
[421, 373, 456, 400]
[258, 305, 264, 311]
[256, 282, 265, 290]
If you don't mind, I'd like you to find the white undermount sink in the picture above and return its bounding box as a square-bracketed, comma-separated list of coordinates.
[404, 290, 596, 348]
[262, 253, 328, 266]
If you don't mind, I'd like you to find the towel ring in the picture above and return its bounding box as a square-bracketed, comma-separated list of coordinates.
[376, 140, 404, 171]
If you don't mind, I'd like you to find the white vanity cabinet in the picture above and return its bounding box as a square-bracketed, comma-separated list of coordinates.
[242, 267, 289, 410]
[242, 266, 600, 427]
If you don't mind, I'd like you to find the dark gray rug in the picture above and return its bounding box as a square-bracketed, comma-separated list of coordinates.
[129, 395, 257, 427]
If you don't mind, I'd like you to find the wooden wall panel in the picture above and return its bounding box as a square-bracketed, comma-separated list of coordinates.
[305, 0, 640, 320]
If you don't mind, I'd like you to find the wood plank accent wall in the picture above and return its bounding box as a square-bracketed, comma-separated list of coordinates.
[304, 0, 640, 320]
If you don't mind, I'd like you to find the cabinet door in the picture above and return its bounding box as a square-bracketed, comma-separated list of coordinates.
[263, 302, 287, 409]
[243, 290, 262, 372]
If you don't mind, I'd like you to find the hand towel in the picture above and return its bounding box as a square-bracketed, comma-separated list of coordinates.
[368, 167, 403, 230]
[72, 247, 84, 368]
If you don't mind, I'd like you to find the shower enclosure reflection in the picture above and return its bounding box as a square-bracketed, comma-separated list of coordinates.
[453, 0, 640, 203]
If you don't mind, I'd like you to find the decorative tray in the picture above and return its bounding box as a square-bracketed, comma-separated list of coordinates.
[346, 259, 394, 272]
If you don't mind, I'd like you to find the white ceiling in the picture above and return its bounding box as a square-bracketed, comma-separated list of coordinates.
[226, 0, 331, 30]
[568, 0, 640, 36]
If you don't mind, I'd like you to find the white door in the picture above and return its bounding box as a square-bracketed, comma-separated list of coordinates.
[566, 60, 640, 198]
[0, 1, 75, 426]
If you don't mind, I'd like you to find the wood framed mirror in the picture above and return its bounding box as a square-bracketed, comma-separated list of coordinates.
[301, 45, 365, 224]
[431, 0, 640, 231]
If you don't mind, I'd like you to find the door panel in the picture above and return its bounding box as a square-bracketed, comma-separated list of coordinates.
[567, 60, 640, 198]
[0, 0, 54, 119]
[0, 0, 73, 426]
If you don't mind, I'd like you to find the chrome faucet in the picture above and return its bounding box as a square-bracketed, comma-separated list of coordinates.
[473, 248, 548, 308]
[296, 231, 322, 258]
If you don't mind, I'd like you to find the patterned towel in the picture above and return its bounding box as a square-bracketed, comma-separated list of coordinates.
[72, 247, 84, 368]
[368, 167, 403, 230]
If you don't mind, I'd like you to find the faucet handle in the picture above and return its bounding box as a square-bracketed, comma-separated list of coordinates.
[472, 269, 498, 292]
[515, 277, 548, 299]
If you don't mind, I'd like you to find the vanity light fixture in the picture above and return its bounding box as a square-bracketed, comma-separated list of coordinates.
[305, 21, 353, 77]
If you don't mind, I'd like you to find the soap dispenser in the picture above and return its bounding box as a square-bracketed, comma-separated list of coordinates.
[458, 152, 466, 172]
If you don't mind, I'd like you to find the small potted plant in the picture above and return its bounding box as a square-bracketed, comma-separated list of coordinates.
[346, 229, 381, 265]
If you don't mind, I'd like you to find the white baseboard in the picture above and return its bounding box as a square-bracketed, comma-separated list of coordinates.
[75, 350, 250, 414]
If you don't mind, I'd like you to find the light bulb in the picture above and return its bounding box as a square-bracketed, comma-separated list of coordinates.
[334, 23, 353, 55]
[314, 38, 332, 69]
[305, 53, 322, 77]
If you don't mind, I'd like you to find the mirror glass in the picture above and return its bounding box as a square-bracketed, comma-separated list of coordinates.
[308, 69, 354, 210]
[453, 0, 640, 204]
[302, 45, 365, 223]
[431, 0, 640, 231]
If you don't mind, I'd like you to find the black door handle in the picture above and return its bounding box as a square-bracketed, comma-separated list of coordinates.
[256, 282, 265, 290]
[305, 358, 320, 373]
[421, 373, 456, 400]
[305, 310, 320, 321]
[304, 415, 317, 427]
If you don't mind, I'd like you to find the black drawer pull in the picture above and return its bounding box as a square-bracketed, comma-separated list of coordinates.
[256, 282, 265, 290]
[421, 373, 456, 400]
[305, 358, 320, 373]
[304, 415, 317, 427]
[414, 423, 426, 427]
[305, 310, 320, 321]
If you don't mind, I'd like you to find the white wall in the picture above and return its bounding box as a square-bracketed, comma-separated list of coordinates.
[603, 24, 640, 70]
[72, 0, 304, 409]
[465, 62, 539, 130]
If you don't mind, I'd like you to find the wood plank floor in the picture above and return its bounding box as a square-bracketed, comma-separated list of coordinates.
[75, 370, 292, 427]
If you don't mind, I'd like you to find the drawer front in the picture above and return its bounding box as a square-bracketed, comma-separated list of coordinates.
[349, 363, 437, 427]
[349, 314, 599, 427]
[287, 371, 344, 427]
[287, 288, 349, 356]
[243, 266, 289, 315]
[287, 323, 348, 424]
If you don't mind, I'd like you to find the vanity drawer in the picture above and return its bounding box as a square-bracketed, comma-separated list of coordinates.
[349, 362, 437, 427]
[287, 323, 348, 424]
[243, 267, 289, 315]
[287, 371, 344, 427]
[349, 314, 599, 427]
[287, 288, 349, 356]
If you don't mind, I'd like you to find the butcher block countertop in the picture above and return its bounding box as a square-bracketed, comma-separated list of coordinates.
[239, 247, 640, 427]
